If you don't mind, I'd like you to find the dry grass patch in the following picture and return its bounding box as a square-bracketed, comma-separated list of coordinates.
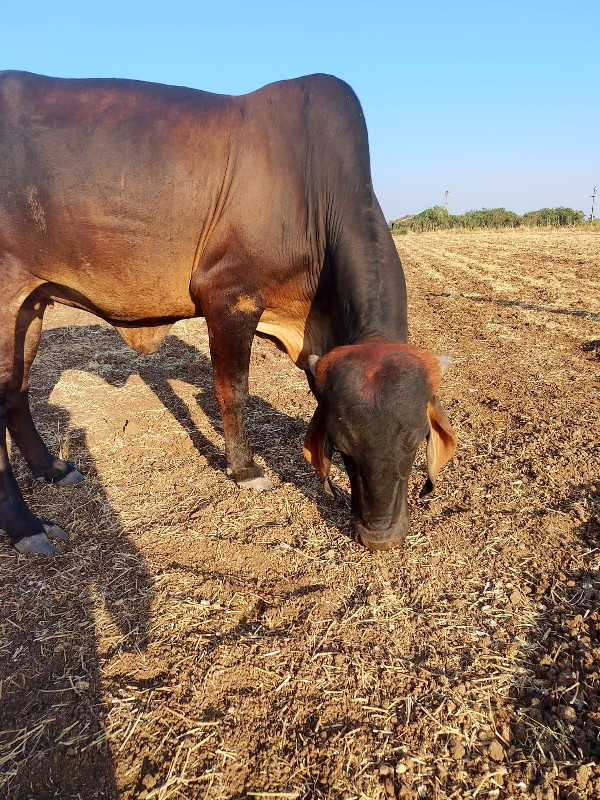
[1, 228, 599, 798]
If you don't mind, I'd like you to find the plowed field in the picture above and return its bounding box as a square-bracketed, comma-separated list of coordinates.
[1, 228, 599, 799]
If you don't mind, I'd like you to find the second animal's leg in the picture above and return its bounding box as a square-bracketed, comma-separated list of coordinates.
[7, 295, 83, 485]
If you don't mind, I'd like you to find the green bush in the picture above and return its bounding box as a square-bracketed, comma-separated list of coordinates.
[457, 208, 521, 229]
[521, 207, 585, 226]
[389, 206, 588, 233]
[409, 206, 451, 232]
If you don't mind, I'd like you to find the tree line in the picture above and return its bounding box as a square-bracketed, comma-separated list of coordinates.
[389, 206, 595, 233]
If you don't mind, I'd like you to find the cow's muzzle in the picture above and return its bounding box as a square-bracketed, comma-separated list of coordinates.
[354, 515, 409, 552]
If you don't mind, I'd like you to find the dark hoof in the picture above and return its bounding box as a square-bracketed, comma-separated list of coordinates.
[14, 532, 55, 555]
[55, 467, 84, 486]
[36, 462, 84, 486]
[42, 522, 69, 541]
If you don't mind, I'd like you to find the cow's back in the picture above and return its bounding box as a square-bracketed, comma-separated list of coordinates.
[0, 72, 377, 334]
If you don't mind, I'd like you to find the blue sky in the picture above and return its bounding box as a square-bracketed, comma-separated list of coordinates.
[2, 1, 598, 219]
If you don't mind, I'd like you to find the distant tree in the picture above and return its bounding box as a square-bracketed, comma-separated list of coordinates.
[389, 205, 587, 233]
[409, 206, 451, 232]
[458, 208, 521, 229]
[522, 207, 585, 226]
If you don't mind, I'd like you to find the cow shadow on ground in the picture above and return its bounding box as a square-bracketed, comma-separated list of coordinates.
[506, 481, 600, 793]
[1, 361, 154, 797]
[427, 291, 600, 322]
[0, 318, 346, 799]
[40, 322, 350, 530]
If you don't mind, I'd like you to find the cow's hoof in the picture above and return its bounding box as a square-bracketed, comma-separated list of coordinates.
[14, 532, 55, 555]
[36, 461, 85, 486]
[236, 474, 274, 492]
[229, 464, 274, 492]
[42, 522, 69, 541]
[55, 466, 84, 486]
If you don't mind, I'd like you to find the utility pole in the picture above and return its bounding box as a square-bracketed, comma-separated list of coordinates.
[591, 187, 597, 222]
[444, 190, 449, 212]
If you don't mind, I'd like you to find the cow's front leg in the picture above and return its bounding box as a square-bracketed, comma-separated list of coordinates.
[0, 293, 68, 554]
[202, 298, 272, 491]
[0, 394, 66, 554]
[8, 296, 83, 485]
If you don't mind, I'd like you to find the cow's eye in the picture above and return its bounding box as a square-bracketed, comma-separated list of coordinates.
[405, 430, 428, 450]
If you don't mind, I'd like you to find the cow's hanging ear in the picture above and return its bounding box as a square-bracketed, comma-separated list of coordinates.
[420, 395, 456, 498]
[303, 404, 334, 496]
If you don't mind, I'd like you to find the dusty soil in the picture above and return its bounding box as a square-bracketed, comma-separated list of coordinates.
[0, 228, 598, 800]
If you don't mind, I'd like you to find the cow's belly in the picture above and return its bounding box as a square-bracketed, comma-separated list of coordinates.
[39, 253, 198, 355]
[13, 169, 204, 323]
[44, 265, 197, 321]
[32, 210, 199, 323]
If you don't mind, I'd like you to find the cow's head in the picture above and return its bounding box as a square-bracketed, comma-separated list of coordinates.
[303, 341, 456, 551]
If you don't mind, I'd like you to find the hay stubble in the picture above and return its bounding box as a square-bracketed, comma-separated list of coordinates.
[1, 228, 598, 798]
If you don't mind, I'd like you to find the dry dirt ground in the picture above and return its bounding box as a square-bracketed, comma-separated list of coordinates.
[0, 228, 598, 800]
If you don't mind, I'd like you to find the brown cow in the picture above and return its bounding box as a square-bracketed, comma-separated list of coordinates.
[0, 71, 455, 554]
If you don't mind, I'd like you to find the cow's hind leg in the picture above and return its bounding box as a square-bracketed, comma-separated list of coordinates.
[191, 273, 272, 491]
[7, 294, 83, 485]
[0, 293, 63, 553]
